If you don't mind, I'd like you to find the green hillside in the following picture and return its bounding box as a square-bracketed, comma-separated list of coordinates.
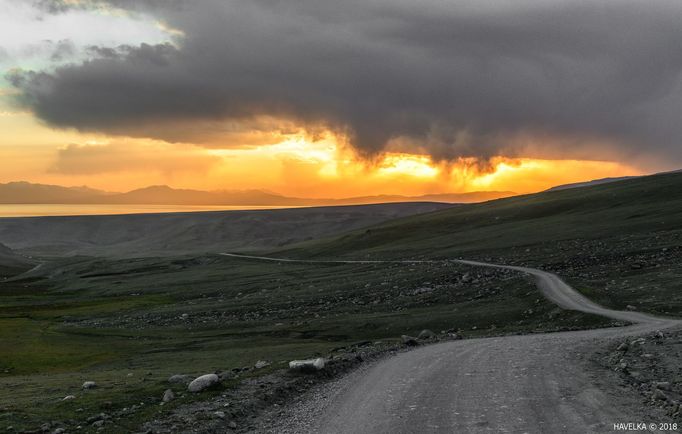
[286, 171, 682, 260]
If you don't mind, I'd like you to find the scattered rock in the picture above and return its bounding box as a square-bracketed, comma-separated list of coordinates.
[214, 411, 225, 419]
[82, 381, 97, 390]
[228, 421, 237, 429]
[401, 335, 419, 346]
[187, 374, 220, 393]
[625, 305, 637, 311]
[418, 329, 436, 340]
[62, 395, 76, 401]
[616, 342, 629, 352]
[52, 429, 66, 434]
[288, 358, 326, 372]
[162, 389, 175, 403]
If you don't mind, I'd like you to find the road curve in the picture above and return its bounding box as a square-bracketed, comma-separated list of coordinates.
[456, 259, 667, 325]
[221, 253, 670, 326]
[221, 253, 679, 434]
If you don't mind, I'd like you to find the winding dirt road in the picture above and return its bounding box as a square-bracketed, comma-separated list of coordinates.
[221, 253, 679, 434]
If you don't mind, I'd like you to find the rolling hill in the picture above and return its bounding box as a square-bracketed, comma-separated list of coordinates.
[0, 202, 453, 257]
[282, 170, 682, 260]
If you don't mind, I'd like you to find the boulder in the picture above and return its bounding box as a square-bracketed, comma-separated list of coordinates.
[187, 374, 220, 393]
[82, 381, 97, 390]
[288, 358, 325, 372]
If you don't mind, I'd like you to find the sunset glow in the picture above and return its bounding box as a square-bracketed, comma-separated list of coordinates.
[0, 0, 666, 202]
[0, 111, 642, 198]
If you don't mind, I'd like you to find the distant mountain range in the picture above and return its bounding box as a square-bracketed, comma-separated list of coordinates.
[0, 181, 514, 206]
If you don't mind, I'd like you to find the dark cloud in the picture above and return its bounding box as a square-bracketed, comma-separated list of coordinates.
[12, 0, 682, 163]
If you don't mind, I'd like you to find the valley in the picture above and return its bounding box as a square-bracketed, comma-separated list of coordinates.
[0, 172, 681, 432]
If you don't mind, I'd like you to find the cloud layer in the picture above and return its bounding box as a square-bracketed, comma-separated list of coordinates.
[11, 0, 682, 164]
[49, 141, 219, 175]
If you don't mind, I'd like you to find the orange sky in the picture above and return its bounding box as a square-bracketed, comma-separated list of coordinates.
[0, 109, 644, 197]
[0, 1, 664, 199]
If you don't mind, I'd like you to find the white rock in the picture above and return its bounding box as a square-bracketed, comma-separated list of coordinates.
[82, 381, 97, 390]
[187, 374, 220, 393]
[255, 360, 270, 369]
[288, 358, 325, 371]
[62, 395, 76, 401]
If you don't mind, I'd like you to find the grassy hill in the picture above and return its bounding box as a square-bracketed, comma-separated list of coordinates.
[284, 171, 682, 260]
[280, 170, 682, 321]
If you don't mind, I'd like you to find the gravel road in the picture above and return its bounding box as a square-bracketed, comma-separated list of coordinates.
[222, 253, 679, 434]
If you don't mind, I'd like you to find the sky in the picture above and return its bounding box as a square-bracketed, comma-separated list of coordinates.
[3, 0, 681, 197]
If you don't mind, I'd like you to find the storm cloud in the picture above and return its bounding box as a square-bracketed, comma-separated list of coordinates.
[11, 0, 682, 163]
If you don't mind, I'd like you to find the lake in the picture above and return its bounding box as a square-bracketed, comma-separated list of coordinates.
[0, 204, 297, 217]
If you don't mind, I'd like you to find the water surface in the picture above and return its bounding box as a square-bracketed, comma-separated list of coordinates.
[0, 204, 297, 217]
